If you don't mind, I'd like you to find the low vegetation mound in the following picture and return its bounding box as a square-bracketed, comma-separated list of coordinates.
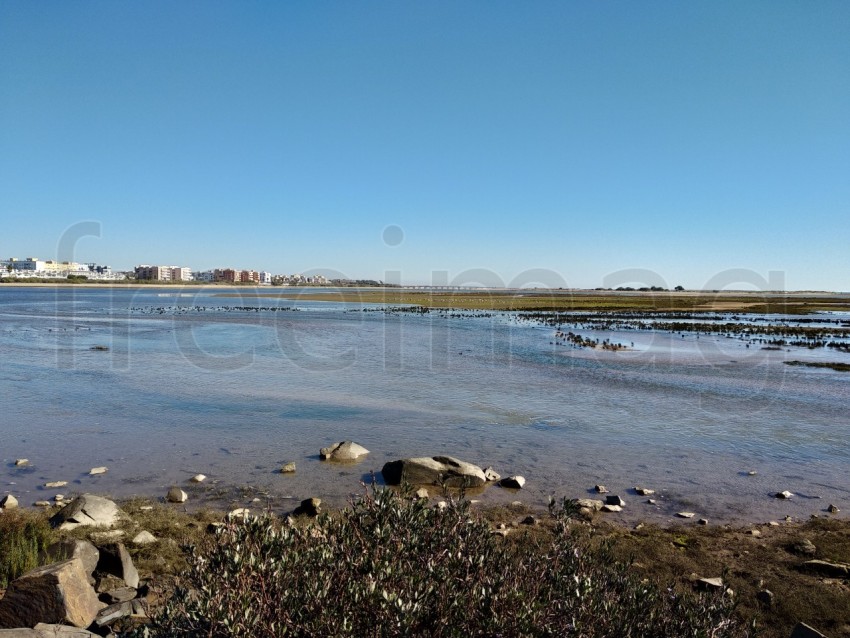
[134, 488, 751, 637]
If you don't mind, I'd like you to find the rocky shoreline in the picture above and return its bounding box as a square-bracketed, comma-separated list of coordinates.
[3, 449, 848, 637]
[5, 440, 844, 528]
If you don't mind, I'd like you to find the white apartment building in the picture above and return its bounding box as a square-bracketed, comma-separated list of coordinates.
[1, 257, 114, 278]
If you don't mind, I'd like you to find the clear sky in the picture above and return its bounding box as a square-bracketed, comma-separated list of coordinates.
[1, 2, 848, 290]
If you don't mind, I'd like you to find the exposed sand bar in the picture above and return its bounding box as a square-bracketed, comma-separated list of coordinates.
[214, 289, 850, 314]
[3, 282, 849, 312]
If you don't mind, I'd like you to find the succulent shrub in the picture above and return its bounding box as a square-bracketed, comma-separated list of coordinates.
[133, 487, 753, 637]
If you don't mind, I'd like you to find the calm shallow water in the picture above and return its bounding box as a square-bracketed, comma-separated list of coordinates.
[1, 286, 849, 524]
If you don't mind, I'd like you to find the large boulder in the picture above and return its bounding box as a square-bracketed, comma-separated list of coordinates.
[49, 495, 121, 531]
[39, 540, 100, 578]
[0, 559, 105, 629]
[381, 456, 487, 488]
[320, 441, 369, 461]
[95, 543, 139, 589]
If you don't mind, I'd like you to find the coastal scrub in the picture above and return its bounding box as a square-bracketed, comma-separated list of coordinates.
[134, 487, 751, 637]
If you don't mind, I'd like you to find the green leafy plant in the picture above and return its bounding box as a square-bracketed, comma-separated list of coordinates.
[0, 509, 55, 588]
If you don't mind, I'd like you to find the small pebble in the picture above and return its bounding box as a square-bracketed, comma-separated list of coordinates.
[44, 481, 67, 489]
[677, 512, 696, 519]
[190, 474, 207, 483]
[595, 485, 609, 494]
[775, 491, 793, 499]
[698, 518, 709, 525]
[89, 466, 108, 475]
[14, 459, 28, 466]
[827, 504, 839, 514]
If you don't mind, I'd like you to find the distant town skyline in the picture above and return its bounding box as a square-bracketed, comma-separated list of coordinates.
[1, 3, 848, 291]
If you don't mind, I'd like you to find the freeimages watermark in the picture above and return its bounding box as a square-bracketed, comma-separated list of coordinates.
[41, 220, 812, 416]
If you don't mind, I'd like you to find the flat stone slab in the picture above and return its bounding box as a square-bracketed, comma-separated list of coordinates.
[382, 456, 487, 488]
[802, 559, 850, 578]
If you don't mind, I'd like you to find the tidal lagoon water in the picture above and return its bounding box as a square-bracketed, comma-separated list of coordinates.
[1, 286, 849, 524]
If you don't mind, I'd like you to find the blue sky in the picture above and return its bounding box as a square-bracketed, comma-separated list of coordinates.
[1, 2, 848, 290]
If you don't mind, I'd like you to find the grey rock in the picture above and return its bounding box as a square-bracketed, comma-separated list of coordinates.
[0, 495, 18, 509]
[190, 474, 206, 483]
[575, 499, 604, 511]
[413, 488, 430, 500]
[40, 540, 100, 576]
[500, 476, 526, 489]
[696, 577, 724, 591]
[827, 504, 839, 514]
[601, 504, 622, 513]
[0, 559, 105, 629]
[520, 515, 537, 525]
[49, 495, 122, 531]
[482, 466, 501, 482]
[790, 538, 817, 556]
[96, 543, 140, 589]
[634, 486, 655, 496]
[280, 462, 296, 473]
[790, 622, 828, 638]
[166, 487, 187, 503]
[319, 441, 369, 461]
[94, 602, 132, 628]
[94, 574, 127, 594]
[0, 626, 101, 637]
[756, 589, 774, 607]
[131, 531, 156, 546]
[594, 485, 609, 494]
[605, 495, 625, 507]
[99, 587, 138, 604]
[293, 497, 321, 517]
[14, 459, 28, 466]
[775, 490, 794, 499]
[802, 559, 850, 578]
[676, 512, 696, 519]
[381, 456, 487, 488]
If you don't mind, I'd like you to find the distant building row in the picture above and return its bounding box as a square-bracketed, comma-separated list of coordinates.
[1, 257, 118, 279]
[134, 264, 329, 286]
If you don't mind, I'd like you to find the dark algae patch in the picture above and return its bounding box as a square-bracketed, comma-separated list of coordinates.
[785, 360, 850, 372]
